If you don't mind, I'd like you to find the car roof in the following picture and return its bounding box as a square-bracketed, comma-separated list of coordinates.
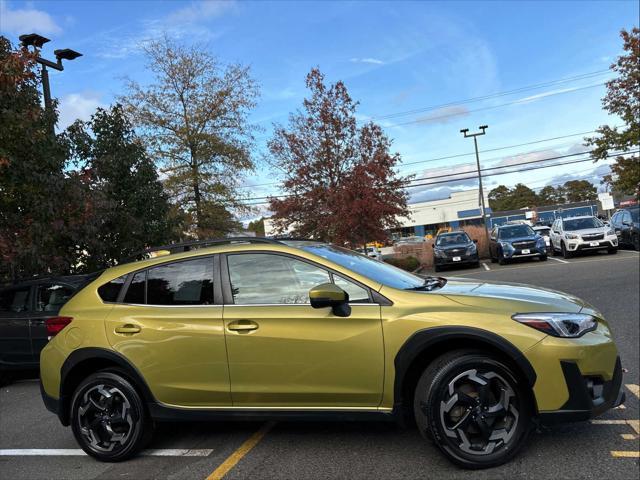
[561, 215, 596, 220]
[437, 230, 466, 236]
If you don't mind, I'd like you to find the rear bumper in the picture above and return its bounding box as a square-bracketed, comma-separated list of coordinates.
[40, 378, 62, 418]
[538, 356, 625, 425]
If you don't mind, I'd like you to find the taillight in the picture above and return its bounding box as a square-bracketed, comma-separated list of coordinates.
[45, 316, 73, 337]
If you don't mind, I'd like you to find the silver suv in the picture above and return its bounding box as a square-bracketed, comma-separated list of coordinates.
[550, 216, 618, 258]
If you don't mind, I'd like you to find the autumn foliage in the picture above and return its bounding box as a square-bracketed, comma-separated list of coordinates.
[267, 69, 412, 247]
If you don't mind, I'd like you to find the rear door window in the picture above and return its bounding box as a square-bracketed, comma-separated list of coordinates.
[0, 286, 31, 313]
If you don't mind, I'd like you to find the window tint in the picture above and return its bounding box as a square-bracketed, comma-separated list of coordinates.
[124, 271, 146, 304]
[98, 276, 126, 303]
[0, 286, 31, 313]
[228, 254, 330, 304]
[36, 283, 75, 312]
[334, 275, 370, 303]
[147, 258, 213, 305]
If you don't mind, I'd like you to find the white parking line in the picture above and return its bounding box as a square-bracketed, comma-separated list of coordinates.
[548, 257, 569, 264]
[482, 262, 490, 271]
[0, 448, 213, 456]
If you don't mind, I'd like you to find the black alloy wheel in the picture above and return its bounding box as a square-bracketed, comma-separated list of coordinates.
[414, 350, 532, 469]
[70, 371, 152, 461]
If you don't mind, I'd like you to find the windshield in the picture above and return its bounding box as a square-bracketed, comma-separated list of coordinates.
[302, 244, 425, 290]
[499, 225, 535, 239]
[436, 232, 471, 246]
[563, 217, 603, 231]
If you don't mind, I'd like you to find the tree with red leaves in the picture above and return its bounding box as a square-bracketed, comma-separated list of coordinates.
[267, 68, 411, 247]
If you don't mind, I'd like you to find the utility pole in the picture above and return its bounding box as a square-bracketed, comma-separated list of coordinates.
[19, 33, 82, 135]
[461, 125, 490, 245]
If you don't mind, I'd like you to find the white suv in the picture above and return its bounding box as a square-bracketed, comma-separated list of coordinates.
[550, 215, 618, 259]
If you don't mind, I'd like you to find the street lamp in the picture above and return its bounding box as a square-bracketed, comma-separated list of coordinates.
[461, 125, 490, 245]
[19, 33, 82, 133]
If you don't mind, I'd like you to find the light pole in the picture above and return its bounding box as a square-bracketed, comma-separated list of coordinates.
[461, 125, 490, 245]
[19, 33, 82, 134]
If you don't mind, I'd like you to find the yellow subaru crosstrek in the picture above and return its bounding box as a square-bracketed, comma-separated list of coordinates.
[39, 238, 625, 468]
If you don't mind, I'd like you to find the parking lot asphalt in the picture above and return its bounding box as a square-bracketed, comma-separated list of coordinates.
[1, 250, 639, 480]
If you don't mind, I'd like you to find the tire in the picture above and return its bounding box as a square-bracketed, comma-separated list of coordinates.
[608, 247, 618, 254]
[633, 235, 639, 252]
[498, 251, 507, 266]
[413, 350, 532, 469]
[539, 254, 547, 261]
[70, 370, 153, 462]
[434, 265, 441, 273]
[561, 242, 572, 259]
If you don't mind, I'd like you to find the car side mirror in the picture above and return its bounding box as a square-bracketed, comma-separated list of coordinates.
[473, 239, 478, 244]
[431, 244, 435, 248]
[309, 283, 351, 317]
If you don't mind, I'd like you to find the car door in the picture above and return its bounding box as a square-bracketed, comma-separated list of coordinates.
[621, 211, 633, 245]
[222, 252, 384, 408]
[0, 285, 34, 368]
[30, 281, 77, 363]
[104, 255, 231, 407]
[489, 227, 497, 257]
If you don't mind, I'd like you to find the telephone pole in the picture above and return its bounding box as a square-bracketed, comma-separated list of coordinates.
[461, 125, 490, 244]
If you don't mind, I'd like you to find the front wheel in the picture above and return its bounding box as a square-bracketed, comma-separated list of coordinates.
[608, 247, 618, 254]
[561, 242, 573, 259]
[414, 351, 532, 469]
[70, 370, 153, 462]
[633, 235, 639, 251]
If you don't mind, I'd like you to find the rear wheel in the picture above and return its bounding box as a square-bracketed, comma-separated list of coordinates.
[70, 370, 152, 462]
[414, 351, 532, 469]
[0, 371, 12, 387]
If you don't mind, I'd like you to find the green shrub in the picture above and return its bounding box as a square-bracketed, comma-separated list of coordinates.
[385, 256, 420, 272]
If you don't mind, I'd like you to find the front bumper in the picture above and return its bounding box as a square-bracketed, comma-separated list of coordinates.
[566, 238, 618, 252]
[502, 246, 546, 258]
[434, 252, 479, 266]
[538, 356, 624, 424]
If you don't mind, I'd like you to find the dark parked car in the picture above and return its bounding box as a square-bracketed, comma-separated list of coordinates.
[432, 231, 479, 271]
[611, 206, 639, 251]
[489, 224, 547, 265]
[0, 275, 92, 385]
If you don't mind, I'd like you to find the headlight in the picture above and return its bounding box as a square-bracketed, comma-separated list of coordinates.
[466, 244, 477, 255]
[536, 237, 546, 247]
[499, 241, 514, 251]
[565, 233, 579, 240]
[512, 312, 598, 338]
[607, 229, 616, 236]
[434, 248, 447, 258]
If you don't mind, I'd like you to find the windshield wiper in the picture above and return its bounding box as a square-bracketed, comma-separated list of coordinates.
[405, 276, 447, 291]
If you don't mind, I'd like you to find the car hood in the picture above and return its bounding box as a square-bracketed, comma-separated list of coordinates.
[437, 278, 587, 313]
[436, 243, 472, 250]
[566, 227, 608, 235]
[500, 235, 537, 244]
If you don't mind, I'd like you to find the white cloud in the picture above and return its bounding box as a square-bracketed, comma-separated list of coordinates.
[350, 57, 385, 65]
[167, 0, 236, 24]
[57, 92, 105, 129]
[0, 0, 61, 35]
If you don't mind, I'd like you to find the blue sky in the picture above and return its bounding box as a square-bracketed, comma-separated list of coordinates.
[1, 0, 638, 221]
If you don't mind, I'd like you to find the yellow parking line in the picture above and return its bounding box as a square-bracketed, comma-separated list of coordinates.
[205, 422, 275, 480]
[626, 384, 640, 399]
[591, 419, 639, 434]
[621, 434, 638, 440]
[611, 451, 640, 458]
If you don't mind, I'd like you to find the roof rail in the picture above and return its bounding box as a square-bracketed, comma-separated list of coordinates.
[121, 237, 283, 264]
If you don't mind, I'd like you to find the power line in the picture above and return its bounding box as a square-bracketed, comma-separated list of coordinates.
[238, 128, 611, 189]
[237, 150, 637, 206]
[373, 69, 611, 120]
[386, 82, 606, 128]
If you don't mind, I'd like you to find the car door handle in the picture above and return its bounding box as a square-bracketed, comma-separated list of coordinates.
[227, 320, 259, 332]
[114, 324, 141, 334]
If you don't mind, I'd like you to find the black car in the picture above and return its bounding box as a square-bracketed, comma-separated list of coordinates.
[489, 224, 547, 265]
[0, 275, 91, 385]
[611, 206, 639, 251]
[432, 231, 480, 271]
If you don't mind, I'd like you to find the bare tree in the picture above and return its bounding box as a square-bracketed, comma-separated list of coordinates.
[120, 36, 259, 238]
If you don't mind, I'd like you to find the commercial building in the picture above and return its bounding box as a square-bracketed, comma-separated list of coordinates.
[392, 189, 490, 238]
